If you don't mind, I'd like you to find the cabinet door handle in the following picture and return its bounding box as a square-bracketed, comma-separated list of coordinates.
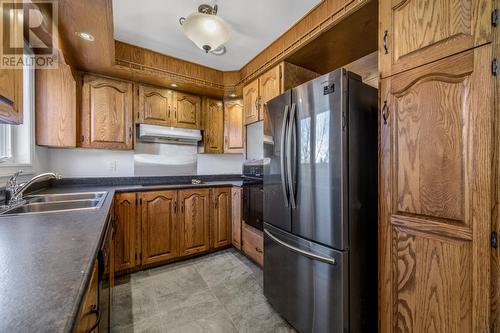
[383, 30, 388, 54]
[382, 100, 389, 125]
[129, 127, 132, 139]
[254, 98, 259, 111]
[85, 305, 101, 333]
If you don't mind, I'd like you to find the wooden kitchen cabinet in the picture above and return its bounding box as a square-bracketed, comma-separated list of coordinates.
[211, 187, 232, 249]
[379, 0, 492, 78]
[0, 68, 23, 124]
[178, 188, 211, 256]
[114, 192, 138, 273]
[242, 222, 263, 266]
[258, 65, 281, 121]
[74, 260, 98, 333]
[379, 46, 493, 333]
[137, 84, 172, 126]
[172, 92, 202, 129]
[231, 187, 242, 250]
[224, 99, 245, 153]
[244, 62, 318, 126]
[141, 191, 179, 265]
[35, 59, 77, 147]
[243, 79, 259, 125]
[203, 98, 224, 153]
[80, 74, 134, 150]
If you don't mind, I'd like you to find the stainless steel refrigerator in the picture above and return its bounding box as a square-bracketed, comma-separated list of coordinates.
[263, 68, 377, 333]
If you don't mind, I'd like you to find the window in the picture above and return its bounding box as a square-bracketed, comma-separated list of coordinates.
[0, 65, 34, 177]
[0, 124, 12, 163]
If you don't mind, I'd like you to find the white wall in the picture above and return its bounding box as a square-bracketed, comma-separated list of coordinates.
[197, 153, 244, 175]
[46, 148, 135, 178]
[246, 121, 264, 160]
[44, 147, 243, 178]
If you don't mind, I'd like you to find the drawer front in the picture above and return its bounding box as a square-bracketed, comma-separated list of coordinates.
[242, 222, 263, 266]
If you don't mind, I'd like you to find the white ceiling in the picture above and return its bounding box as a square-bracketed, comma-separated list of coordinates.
[112, 0, 321, 71]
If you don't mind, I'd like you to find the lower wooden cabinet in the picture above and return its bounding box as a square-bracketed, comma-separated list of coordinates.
[141, 191, 178, 265]
[178, 188, 211, 256]
[211, 187, 232, 249]
[242, 222, 264, 266]
[114, 192, 138, 273]
[113, 186, 241, 272]
[231, 187, 242, 250]
[74, 260, 99, 333]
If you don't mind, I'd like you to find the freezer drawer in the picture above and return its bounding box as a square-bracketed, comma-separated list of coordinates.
[263, 223, 348, 333]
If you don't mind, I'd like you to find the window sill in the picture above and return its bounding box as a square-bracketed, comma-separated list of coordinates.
[0, 164, 34, 178]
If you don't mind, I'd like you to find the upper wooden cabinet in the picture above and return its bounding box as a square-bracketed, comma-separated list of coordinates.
[224, 99, 245, 153]
[178, 188, 210, 256]
[35, 62, 76, 147]
[243, 79, 259, 125]
[141, 191, 178, 265]
[114, 192, 138, 274]
[172, 92, 202, 129]
[379, 0, 492, 77]
[0, 68, 23, 124]
[211, 187, 232, 249]
[379, 46, 493, 333]
[244, 62, 318, 126]
[203, 98, 224, 153]
[138, 85, 172, 126]
[258, 65, 282, 121]
[80, 75, 133, 150]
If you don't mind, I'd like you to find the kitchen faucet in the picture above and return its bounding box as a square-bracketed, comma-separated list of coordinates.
[4, 171, 62, 207]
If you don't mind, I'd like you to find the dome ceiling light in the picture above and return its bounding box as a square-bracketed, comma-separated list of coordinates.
[179, 4, 231, 55]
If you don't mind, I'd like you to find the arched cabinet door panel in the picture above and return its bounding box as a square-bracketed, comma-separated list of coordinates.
[80, 75, 133, 150]
[243, 79, 259, 125]
[114, 192, 138, 273]
[211, 187, 232, 249]
[224, 99, 245, 153]
[173, 92, 202, 129]
[141, 190, 179, 265]
[178, 188, 210, 256]
[379, 46, 493, 333]
[138, 85, 172, 126]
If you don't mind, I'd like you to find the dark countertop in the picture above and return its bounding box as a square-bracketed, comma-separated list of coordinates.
[0, 176, 243, 332]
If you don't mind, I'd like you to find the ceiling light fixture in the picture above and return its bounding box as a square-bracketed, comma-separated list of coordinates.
[229, 93, 236, 97]
[170, 83, 178, 88]
[179, 4, 231, 54]
[75, 32, 95, 41]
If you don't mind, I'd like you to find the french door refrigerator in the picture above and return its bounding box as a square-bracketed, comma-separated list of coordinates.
[263, 69, 377, 333]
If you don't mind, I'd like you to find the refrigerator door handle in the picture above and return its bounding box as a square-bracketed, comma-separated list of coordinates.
[280, 104, 290, 207]
[264, 229, 336, 265]
[286, 103, 297, 209]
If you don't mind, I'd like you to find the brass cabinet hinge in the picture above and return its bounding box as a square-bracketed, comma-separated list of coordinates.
[492, 58, 499, 76]
[492, 8, 498, 27]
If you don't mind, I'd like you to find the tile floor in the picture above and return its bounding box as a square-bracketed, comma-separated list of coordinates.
[111, 248, 296, 333]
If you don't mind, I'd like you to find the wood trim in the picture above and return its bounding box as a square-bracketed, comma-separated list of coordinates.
[238, 0, 371, 84]
[56, 0, 374, 98]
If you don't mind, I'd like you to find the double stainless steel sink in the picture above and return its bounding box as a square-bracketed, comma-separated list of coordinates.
[0, 192, 108, 216]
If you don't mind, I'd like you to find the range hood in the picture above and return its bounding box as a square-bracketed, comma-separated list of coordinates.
[138, 124, 202, 145]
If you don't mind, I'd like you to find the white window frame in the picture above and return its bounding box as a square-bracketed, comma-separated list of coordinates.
[0, 65, 35, 178]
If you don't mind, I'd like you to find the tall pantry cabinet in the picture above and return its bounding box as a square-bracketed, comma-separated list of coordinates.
[378, 0, 497, 332]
